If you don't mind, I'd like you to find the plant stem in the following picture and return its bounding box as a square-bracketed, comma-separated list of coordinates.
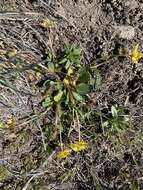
[75, 110, 81, 142]
[59, 123, 63, 150]
[56, 104, 63, 150]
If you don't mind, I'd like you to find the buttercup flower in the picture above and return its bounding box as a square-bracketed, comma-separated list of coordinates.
[63, 78, 70, 87]
[56, 149, 71, 160]
[5, 116, 15, 128]
[129, 44, 143, 64]
[40, 18, 54, 29]
[70, 140, 87, 152]
[67, 68, 74, 76]
[6, 48, 17, 58]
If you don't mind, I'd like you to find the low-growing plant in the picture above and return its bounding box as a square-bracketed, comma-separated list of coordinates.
[42, 44, 96, 158]
[103, 104, 130, 133]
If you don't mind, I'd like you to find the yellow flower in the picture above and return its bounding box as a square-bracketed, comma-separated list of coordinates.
[129, 44, 143, 64]
[40, 18, 54, 29]
[70, 140, 87, 152]
[56, 149, 71, 160]
[67, 68, 74, 76]
[63, 78, 70, 87]
[63, 77, 76, 88]
[5, 116, 15, 128]
[6, 48, 17, 58]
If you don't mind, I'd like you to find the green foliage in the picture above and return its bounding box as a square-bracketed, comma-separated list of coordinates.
[54, 90, 63, 102]
[78, 68, 90, 83]
[42, 44, 97, 147]
[59, 44, 82, 69]
[42, 45, 132, 155]
[72, 91, 84, 102]
[103, 104, 130, 133]
[42, 45, 92, 110]
[42, 96, 52, 108]
[76, 83, 91, 95]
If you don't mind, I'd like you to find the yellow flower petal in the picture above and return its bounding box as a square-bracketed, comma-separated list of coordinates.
[56, 149, 71, 160]
[63, 78, 70, 87]
[67, 68, 74, 76]
[6, 48, 17, 58]
[40, 18, 54, 29]
[5, 116, 15, 128]
[70, 141, 87, 152]
[129, 44, 143, 64]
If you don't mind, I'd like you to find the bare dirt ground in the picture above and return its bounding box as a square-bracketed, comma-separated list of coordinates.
[0, 0, 143, 189]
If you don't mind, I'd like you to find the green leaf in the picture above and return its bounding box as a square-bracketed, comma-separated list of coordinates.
[72, 91, 84, 102]
[59, 58, 67, 64]
[43, 80, 51, 88]
[56, 81, 63, 90]
[48, 62, 55, 72]
[46, 51, 53, 62]
[42, 96, 52, 108]
[72, 47, 81, 56]
[64, 45, 81, 65]
[65, 92, 70, 104]
[78, 68, 90, 83]
[76, 83, 90, 95]
[111, 105, 118, 117]
[50, 81, 55, 86]
[65, 60, 71, 69]
[54, 91, 63, 102]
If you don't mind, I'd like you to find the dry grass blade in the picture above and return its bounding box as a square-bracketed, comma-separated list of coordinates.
[0, 11, 43, 20]
[0, 79, 35, 96]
